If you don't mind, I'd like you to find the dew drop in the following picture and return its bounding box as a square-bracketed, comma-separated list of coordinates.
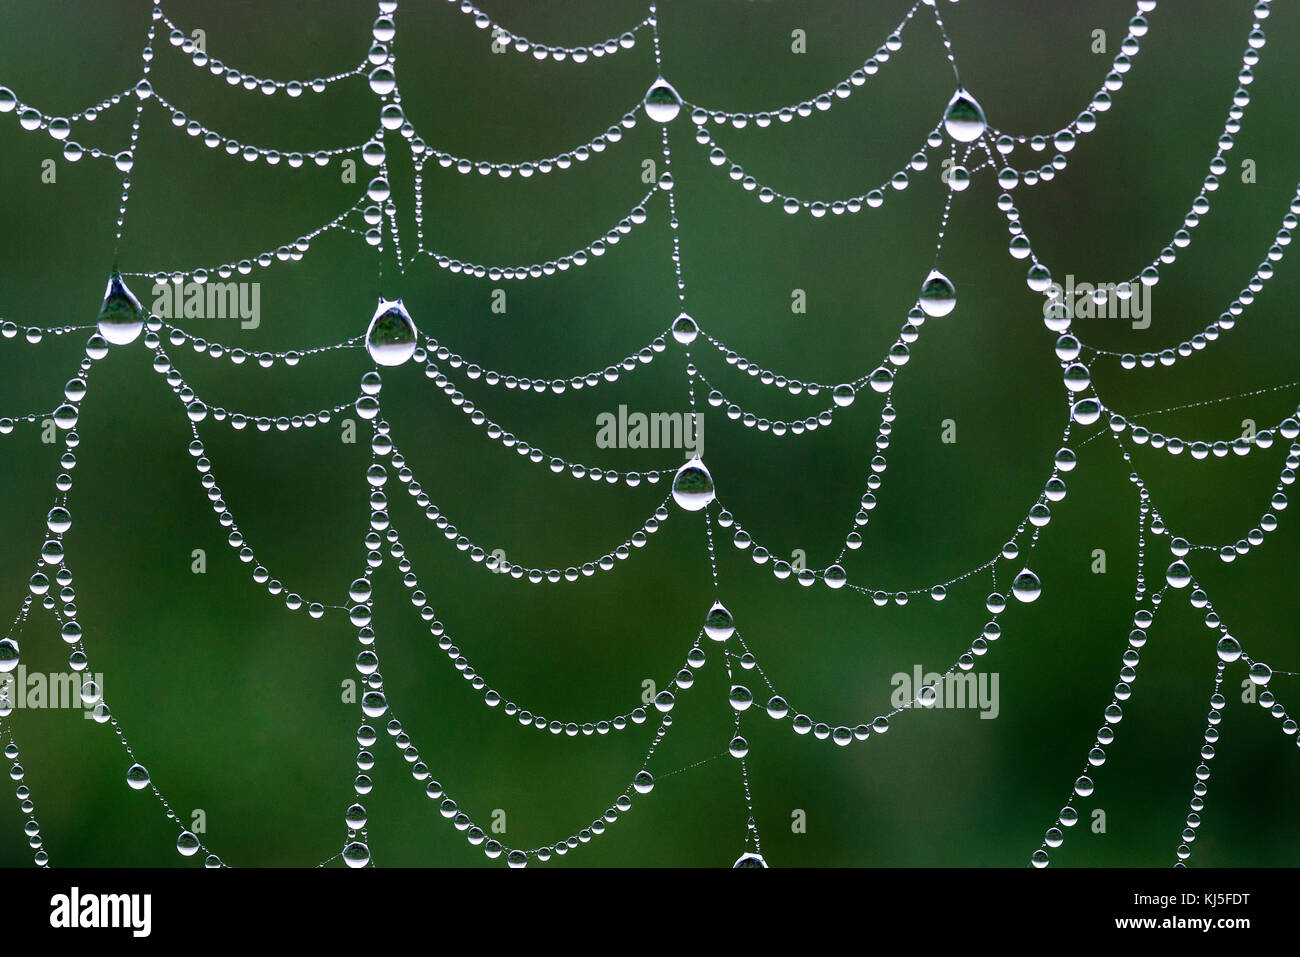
[126, 764, 150, 790]
[672, 457, 714, 511]
[733, 852, 768, 868]
[671, 312, 698, 344]
[918, 270, 956, 317]
[1216, 635, 1242, 663]
[97, 269, 144, 346]
[943, 87, 986, 142]
[1166, 560, 1191, 589]
[633, 770, 655, 794]
[365, 298, 417, 367]
[1012, 568, 1041, 603]
[644, 78, 682, 123]
[704, 601, 735, 641]
[343, 841, 371, 868]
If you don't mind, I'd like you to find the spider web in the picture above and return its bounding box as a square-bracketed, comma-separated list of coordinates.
[0, 0, 1297, 868]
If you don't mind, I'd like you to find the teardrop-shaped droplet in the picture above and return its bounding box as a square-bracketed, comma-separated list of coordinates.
[97, 269, 143, 346]
[126, 763, 150, 790]
[1216, 635, 1242, 663]
[1012, 568, 1041, 603]
[944, 87, 986, 142]
[645, 78, 682, 123]
[704, 601, 735, 642]
[176, 830, 200, 856]
[733, 852, 768, 868]
[672, 456, 714, 511]
[366, 298, 417, 367]
[918, 270, 956, 318]
[671, 312, 698, 344]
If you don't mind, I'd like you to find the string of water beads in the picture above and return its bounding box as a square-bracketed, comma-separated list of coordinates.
[383, 429, 675, 580]
[421, 326, 674, 396]
[0, 725, 46, 865]
[154, 325, 364, 369]
[362, 509, 706, 734]
[417, 363, 681, 485]
[416, 186, 659, 280]
[157, 8, 368, 95]
[337, 417, 683, 867]
[411, 105, 641, 178]
[121, 194, 369, 281]
[1030, 418, 1300, 866]
[1094, 403, 1300, 462]
[149, 89, 367, 166]
[7, 355, 230, 867]
[441, 0, 652, 64]
[997, 182, 1298, 371]
[682, 1, 921, 127]
[695, 122, 946, 217]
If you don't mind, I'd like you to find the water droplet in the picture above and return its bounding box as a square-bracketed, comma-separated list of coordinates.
[918, 270, 956, 317]
[97, 269, 143, 346]
[1012, 568, 1041, 603]
[366, 299, 417, 366]
[343, 841, 370, 867]
[1166, 560, 1191, 589]
[644, 78, 682, 123]
[1216, 635, 1242, 663]
[704, 601, 735, 641]
[733, 852, 768, 868]
[672, 457, 714, 511]
[506, 849, 528, 868]
[633, 770, 655, 793]
[824, 564, 847, 588]
[671, 312, 698, 344]
[944, 87, 986, 142]
[126, 764, 150, 790]
[176, 831, 200, 856]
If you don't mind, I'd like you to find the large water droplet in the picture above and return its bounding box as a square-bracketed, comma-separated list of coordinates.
[672, 457, 714, 511]
[671, 312, 698, 344]
[1216, 635, 1242, 663]
[1012, 568, 1041, 603]
[733, 852, 768, 868]
[97, 269, 143, 346]
[366, 298, 417, 366]
[704, 601, 735, 641]
[919, 270, 956, 317]
[944, 87, 986, 142]
[633, 770, 655, 794]
[343, 841, 371, 867]
[644, 78, 682, 123]
[126, 764, 150, 790]
[176, 831, 200, 856]
[1166, 560, 1191, 589]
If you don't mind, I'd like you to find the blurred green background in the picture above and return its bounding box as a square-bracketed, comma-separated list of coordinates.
[0, 0, 1298, 868]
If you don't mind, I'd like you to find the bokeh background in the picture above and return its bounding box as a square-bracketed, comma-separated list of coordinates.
[0, 0, 1298, 867]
